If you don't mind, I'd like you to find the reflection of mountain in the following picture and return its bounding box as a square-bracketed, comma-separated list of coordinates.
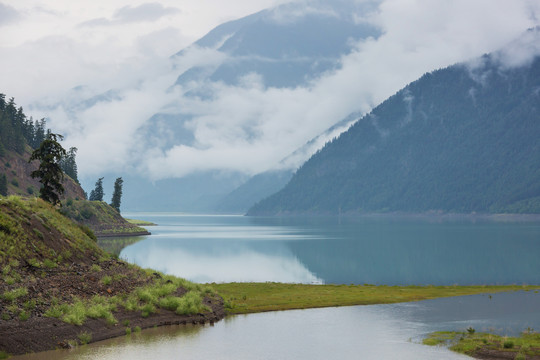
[279, 218, 540, 285]
[121, 238, 322, 284]
[249, 29, 540, 215]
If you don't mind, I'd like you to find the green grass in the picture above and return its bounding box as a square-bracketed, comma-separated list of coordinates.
[2, 287, 28, 302]
[423, 330, 540, 357]
[125, 218, 156, 226]
[212, 283, 540, 314]
[77, 331, 92, 345]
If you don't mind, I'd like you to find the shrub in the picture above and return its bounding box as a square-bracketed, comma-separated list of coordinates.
[101, 276, 112, 286]
[19, 311, 29, 321]
[78, 331, 92, 345]
[141, 303, 156, 318]
[125, 327, 132, 335]
[2, 287, 28, 302]
[43, 259, 57, 269]
[27, 258, 41, 268]
[27, 187, 34, 195]
[10, 179, 18, 187]
[90, 264, 102, 272]
[503, 340, 514, 349]
[78, 224, 96, 241]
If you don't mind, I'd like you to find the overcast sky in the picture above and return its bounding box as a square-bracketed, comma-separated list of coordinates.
[1, 0, 539, 181]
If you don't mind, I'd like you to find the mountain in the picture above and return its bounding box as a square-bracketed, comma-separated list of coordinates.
[214, 169, 293, 214]
[174, 1, 380, 89]
[116, 1, 381, 212]
[214, 111, 359, 213]
[248, 29, 540, 216]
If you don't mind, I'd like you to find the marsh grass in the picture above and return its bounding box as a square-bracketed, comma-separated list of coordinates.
[77, 332, 92, 345]
[424, 330, 540, 357]
[212, 283, 540, 314]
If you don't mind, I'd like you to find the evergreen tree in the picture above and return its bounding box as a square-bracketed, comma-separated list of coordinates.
[89, 177, 104, 201]
[0, 173, 7, 196]
[29, 133, 67, 206]
[32, 119, 46, 149]
[110, 177, 123, 212]
[60, 147, 79, 184]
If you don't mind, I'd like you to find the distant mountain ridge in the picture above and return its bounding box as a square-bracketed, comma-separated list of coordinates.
[248, 30, 540, 215]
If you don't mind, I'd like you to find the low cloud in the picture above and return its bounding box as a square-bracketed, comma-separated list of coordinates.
[0, 3, 20, 26]
[5, 0, 540, 182]
[81, 2, 180, 27]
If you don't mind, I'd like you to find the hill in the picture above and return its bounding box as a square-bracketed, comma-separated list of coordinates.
[248, 30, 540, 216]
[0, 94, 85, 201]
[1, 145, 85, 201]
[0, 196, 224, 356]
[60, 200, 150, 237]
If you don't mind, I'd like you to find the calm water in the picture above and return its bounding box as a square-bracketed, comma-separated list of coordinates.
[14, 291, 540, 360]
[116, 214, 540, 285]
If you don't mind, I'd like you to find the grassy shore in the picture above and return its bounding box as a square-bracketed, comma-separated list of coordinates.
[125, 218, 157, 226]
[424, 329, 540, 359]
[212, 282, 540, 314]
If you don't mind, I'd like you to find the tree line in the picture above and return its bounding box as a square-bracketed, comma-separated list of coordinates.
[0, 94, 79, 184]
[88, 177, 124, 213]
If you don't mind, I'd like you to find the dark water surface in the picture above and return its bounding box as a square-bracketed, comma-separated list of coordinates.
[115, 214, 540, 285]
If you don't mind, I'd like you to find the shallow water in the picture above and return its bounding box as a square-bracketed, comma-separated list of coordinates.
[116, 214, 540, 285]
[14, 291, 540, 360]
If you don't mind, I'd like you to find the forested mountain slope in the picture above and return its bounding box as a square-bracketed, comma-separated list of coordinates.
[248, 36, 540, 215]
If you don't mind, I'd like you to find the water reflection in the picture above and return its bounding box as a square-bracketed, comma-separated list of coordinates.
[116, 213, 540, 285]
[122, 239, 322, 283]
[97, 236, 145, 257]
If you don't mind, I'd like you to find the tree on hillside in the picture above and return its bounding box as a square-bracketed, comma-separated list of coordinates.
[60, 147, 79, 184]
[110, 177, 123, 212]
[29, 132, 67, 206]
[89, 177, 104, 201]
[0, 173, 7, 196]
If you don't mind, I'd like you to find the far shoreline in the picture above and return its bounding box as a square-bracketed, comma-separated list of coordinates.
[244, 211, 540, 222]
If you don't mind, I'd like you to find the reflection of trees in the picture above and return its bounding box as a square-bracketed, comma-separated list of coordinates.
[97, 236, 146, 256]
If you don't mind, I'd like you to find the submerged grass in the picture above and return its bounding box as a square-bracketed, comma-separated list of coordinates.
[212, 283, 540, 314]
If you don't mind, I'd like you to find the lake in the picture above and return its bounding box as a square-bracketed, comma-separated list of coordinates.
[115, 214, 540, 285]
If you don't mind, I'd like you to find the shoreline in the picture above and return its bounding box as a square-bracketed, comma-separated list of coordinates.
[248, 211, 540, 222]
[4, 283, 539, 357]
[1, 298, 225, 357]
[95, 230, 151, 238]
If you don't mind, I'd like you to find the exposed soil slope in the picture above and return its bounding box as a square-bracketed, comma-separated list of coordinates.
[0, 146, 85, 200]
[0, 197, 224, 356]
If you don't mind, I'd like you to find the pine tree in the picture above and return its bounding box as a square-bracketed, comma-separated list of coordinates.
[0, 173, 7, 196]
[110, 177, 123, 212]
[32, 119, 46, 149]
[29, 133, 67, 205]
[89, 177, 104, 201]
[60, 147, 79, 184]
